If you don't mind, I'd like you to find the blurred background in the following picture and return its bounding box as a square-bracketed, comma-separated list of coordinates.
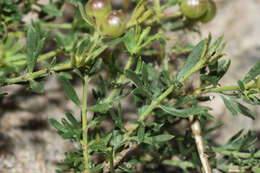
[0, 0, 260, 172]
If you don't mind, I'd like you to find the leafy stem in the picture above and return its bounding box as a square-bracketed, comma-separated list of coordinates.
[202, 81, 257, 93]
[1, 62, 72, 86]
[125, 58, 207, 138]
[104, 56, 135, 103]
[82, 74, 90, 173]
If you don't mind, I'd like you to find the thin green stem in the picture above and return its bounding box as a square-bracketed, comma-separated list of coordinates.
[41, 23, 73, 29]
[38, 49, 61, 62]
[213, 147, 260, 159]
[82, 74, 90, 173]
[109, 151, 115, 173]
[2, 62, 72, 86]
[104, 56, 135, 103]
[9, 50, 61, 67]
[202, 81, 257, 94]
[126, 85, 174, 137]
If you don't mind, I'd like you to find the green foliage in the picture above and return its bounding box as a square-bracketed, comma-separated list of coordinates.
[0, 0, 260, 173]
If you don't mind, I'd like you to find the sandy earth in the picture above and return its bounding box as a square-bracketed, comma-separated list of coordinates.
[0, 0, 260, 172]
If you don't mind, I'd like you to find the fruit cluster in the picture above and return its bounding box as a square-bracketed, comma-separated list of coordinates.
[85, 0, 126, 38]
[180, 0, 217, 23]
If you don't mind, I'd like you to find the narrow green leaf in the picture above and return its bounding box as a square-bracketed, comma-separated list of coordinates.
[176, 40, 206, 81]
[88, 102, 112, 113]
[26, 26, 38, 72]
[138, 33, 162, 51]
[113, 130, 124, 151]
[65, 112, 81, 129]
[163, 159, 195, 168]
[42, 3, 63, 17]
[153, 134, 174, 142]
[59, 74, 81, 106]
[89, 45, 108, 60]
[220, 95, 238, 116]
[137, 27, 151, 46]
[123, 28, 136, 55]
[117, 103, 124, 130]
[208, 35, 223, 56]
[126, 69, 143, 88]
[137, 124, 145, 143]
[29, 80, 45, 93]
[237, 80, 245, 91]
[235, 102, 256, 120]
[160, 105, 210, 118]
[243, 60, 260, 83]
[221, 94, 255, 119]
[78, 2, 93, 25]
[49, 118, 66, 132]
[89, 58, 103, 76]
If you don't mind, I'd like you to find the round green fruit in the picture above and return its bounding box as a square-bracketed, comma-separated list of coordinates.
[200, 0, 217, 23]
[102, 10, 126, 38]
[180, 0, 209, 19]
[85, 0, 111, 20]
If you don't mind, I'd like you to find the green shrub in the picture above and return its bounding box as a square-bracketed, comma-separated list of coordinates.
[1, 0, 260, 172]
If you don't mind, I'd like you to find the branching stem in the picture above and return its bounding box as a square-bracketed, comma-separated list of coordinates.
[189, 115, 212, 173]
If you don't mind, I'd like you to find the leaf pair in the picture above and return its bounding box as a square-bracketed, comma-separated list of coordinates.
[123, 26, 161, 55]
[26, 26, 49, 72]
[220, 94, 255, 119]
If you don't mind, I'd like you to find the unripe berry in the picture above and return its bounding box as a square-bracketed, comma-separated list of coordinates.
[200, 0, 217, 23]
[102, 10, 126, 38]
[180, 0, 209, 19]
[85, 0, 111, 20]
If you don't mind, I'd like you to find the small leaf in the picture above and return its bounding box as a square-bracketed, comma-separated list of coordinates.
[88, 102, 112, 113]
[78, 2, 93, 26]
[26, 26, 38, 72]
[88, 45, 108, 60]
[176, 40, 206, 81]
[89, 58, 103, 76]
[221, 94, 255, 119]
[123, 28, 136, 55]
[65, 112, 81, 129]
[137, 123, 145, 143]
[29, 80, 45, 93]
[151, 134, 174, 143]
[220, 95, 238, 116]
[235, 102, 255, 120]
[243, 60, 260, 83]
[138, 33, 162, 51]
[59, 74, 81, 106]
[237, 80, 245, 91]
[161, 105, 210, 118]
[126, 69, 143, 88]
[208, 35, 223, 56]
[137, 27, 151, 46]
[49, 118, 66, 132]
[42, 3, 63, 17]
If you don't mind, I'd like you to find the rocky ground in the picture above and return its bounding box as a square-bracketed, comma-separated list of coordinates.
[0, 0, 260, 172]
